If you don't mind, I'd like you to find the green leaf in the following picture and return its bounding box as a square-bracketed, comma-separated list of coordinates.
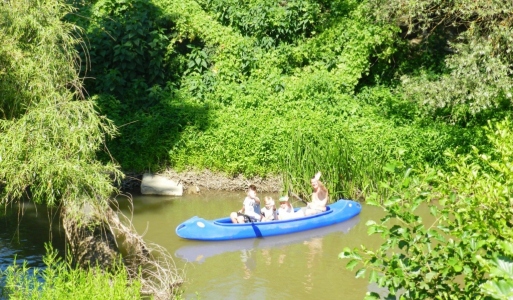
[383, 162, 397, 173]
[346, 259, 359, 271]
[383, 197, 400, 207]
[426, 272, 437, 282]
[367, 225, 378, 235]
[398, 240, 408, 249]
[366, 196, 379, 207]
[366, 220, 377, 226]
[364, 292, 380, 300]
[369, 270, 379, 283]
[356, 268, 366, 278]
[402, 176, 411, 187]
[429, 205, 438, 217]
[500, 241, 513, 256]
[481, 280, 513, 299]
[491, 256, 513, 278]
[338, 248, 352, 259]
[453, 263, 463, 273]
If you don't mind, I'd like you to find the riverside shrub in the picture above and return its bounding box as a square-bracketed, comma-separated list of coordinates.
[341, 119, 513, 299]
[1, 245, 141, 300]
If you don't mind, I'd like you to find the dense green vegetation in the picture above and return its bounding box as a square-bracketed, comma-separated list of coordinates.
[2, 0, 513, 298]
[342, 119, 513, 299]
[0, 1, 179, 298]
[70, 0, 500, 194]
[339, 2, 512, 298]
[67, 0, 510, 200]
[1, 245, 141, 300]
[65, 0, 513, 298]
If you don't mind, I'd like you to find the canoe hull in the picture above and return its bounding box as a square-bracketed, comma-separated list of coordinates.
[175, 199, 361, 241]
[175, 215, 361, 262]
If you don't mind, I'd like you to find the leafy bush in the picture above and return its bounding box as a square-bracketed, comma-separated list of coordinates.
[196, 0, 322, 47]
[400, 32, 513, 122]
[0, 0, 122, 206]
[72, 0, 178, 97]
[341, 118, 513, 299]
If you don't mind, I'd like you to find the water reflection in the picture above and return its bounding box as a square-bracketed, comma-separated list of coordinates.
[1, 202, 66, 295]
[175, 216, 360, 263]
[240, 249, 256, 280]
[0, 191, 433, 299]
[303, 237, 323, 293]
[0, 203, 65, 271]
[117, 192, 421, 299]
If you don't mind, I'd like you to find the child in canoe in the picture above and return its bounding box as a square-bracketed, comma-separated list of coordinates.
[260, 196, 277, 221]
[230, 184, 262, 223]
[277, 196, 298, 220]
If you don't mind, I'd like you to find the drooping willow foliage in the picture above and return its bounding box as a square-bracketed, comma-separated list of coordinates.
[0, 1, 122, 207]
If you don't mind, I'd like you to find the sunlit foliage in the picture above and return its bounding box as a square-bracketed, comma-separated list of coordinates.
[0, 0, 122, 207]
[367, 0, 513, 121]
[1, 244, 141, 299]
[341, 119, 513, 299]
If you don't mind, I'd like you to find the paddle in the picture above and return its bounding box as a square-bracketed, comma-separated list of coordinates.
[236, 212, 262, 237]
[289, 191, 308, 205]
[237, 212, 255, 223]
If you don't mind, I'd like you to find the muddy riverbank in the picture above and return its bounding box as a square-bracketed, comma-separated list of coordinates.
[121, 169, 282, 193]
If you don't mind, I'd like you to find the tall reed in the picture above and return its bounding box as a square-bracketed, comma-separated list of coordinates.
[280, 130, 396, 202]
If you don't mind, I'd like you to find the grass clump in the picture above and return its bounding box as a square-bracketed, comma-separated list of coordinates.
[1, 244, 142, 300]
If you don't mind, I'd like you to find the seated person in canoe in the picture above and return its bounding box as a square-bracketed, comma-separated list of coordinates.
[297, 171, 328, 217]
[261, 196, 277, 221]
[230, 184, 262, 223]
[277, 196, 297, 220]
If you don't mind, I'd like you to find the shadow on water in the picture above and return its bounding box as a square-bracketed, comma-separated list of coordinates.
[0, 202, 66, 270]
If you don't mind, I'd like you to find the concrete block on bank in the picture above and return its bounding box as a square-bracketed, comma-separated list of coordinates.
[141, 173, 183, 196]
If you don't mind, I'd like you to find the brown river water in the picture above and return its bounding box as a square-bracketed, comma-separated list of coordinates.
[117, 191, 426, 300]
[0, 192, 432, 299]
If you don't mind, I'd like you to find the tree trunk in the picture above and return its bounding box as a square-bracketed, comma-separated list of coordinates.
[61, 200, 183, 299]
[62, 202, 119, 269]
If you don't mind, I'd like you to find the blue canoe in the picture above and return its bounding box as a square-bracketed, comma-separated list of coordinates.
[175, 215, 361, 262]
[175, 199, 362, 241]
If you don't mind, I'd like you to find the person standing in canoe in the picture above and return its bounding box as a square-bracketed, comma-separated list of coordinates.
[301, 171, 328, 217]
[230, 184, 262, 223]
